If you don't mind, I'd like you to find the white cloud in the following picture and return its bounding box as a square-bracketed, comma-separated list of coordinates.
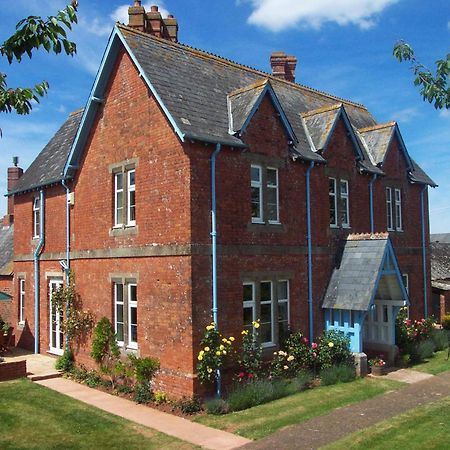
[389, 107, 420, 123]
[243, 0, 400, 32]
[111, 2, 170, 25]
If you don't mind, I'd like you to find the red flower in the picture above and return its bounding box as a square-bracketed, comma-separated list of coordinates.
[302, 337, 309, 344]
[247, 373, 254, 379]
[238, 372, 245, 379]
[311, 342, 318, 349]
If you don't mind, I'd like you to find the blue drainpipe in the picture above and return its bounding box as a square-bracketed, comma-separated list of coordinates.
[368, 174, 377, 233]
[210, 143, 221, 397]
[306, 161, 315, 344]
[33, 190, 45, 354]
[420, 185, 428, 317]
[61, 180, 71, 275]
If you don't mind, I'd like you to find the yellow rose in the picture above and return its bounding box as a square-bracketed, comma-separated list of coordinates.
[219, 345, 225, 350]
[287, 355, 294, 362]
[222, 338, 228, 343]
[241, 330, 248, 335]
[252, 320, 260, 329]
[229, 336, 235, 342]
[222, 351, 227, 355]
[207, 368, 213, 373]
[206, 325, 214, 331]
[198, 355, 203, 361]
[283, 365, 288, 370]
[199, 350, 204, 355]
[216, 351, 221, 356]
[328, 342, 334, 348]
[204, 347, 210, 352]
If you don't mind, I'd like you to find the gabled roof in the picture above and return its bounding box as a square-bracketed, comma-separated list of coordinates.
[9, 110, 83, 196]
[322, 233, 408, 311]
[0, 225, 13, 276]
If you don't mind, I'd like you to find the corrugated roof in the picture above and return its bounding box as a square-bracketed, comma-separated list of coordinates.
[431, 242, 450, 282]
[10, 110, 83, 196]
[0, 225, 13, 276]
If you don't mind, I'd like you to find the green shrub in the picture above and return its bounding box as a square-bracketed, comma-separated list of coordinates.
[396, 308, 436, 351]
[291, 371, 313, 391]
[227, 379, 294, 412]
[204, 398, 230, 415]
[84, 369, 104, 388]
[115, 384, 134, 395]
[431, 329, 449, 351]
[316, 330, 353, 370]
[409, 339, 436, 363]
[91, 317, 120, 364]
[153, 390, 168, 405]
[133, 380, 152, 404]
[128, 355, 160, 383]
[441, 313, 450, 330]
[320, 364, 356, 386]
[174, 396, 203, 415]
[237, 322, 264, 379]
[56, 348, 74, 372]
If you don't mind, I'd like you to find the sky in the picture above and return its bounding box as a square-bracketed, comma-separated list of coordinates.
[0, 0, 449, 232]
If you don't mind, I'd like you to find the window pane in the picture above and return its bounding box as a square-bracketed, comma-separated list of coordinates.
[116, 173, 123, 190]
[251, 166, 261, 182]
[383, 305, 389, 323]
[251, 187, 261, 218]
[340, 180, 348, 194]
[339, 197, 348, 224]
[116, 284, 123, 302]
[130, 324, 137, 343]
[260, 282, 272, 302]
[267, 169, 277, 186]
[130, 306, 137, 324]
[277, 281, 288, 300]
[267, 202, 277, 222]
[129, 192, 136, 221]
[243, 284, 253, 302]
[278, 302, 288, 322]
[116, 323, 124, 342]
[116, 304, 124, 323]
[243, 307, 253, 326]
[261, 303, 272, 322]
[260, 322, 272, 344]
[329, 178, 336, 194]
[129, 170, 135, 186]
[129, 284, 137, 303]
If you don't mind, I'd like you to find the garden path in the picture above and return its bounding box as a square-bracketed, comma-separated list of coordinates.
[243, 370, 450, 450]
[36, 377, 251, 450]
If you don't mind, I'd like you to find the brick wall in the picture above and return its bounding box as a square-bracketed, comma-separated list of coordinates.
[0, 360, 27, 381]
[0, 276, 13, 324]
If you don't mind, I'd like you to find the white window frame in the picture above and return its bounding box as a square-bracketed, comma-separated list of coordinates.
[395, 188, 402, 231]
[277, 279, 289, 341]
[251, 165, 263, 223]
[243, 282, 256, 332]
[114, 283, 125, 347]
[340, 179, 350, 228]
[267, 167, 280, 224]
[260, 280, 275, 347]
[386, 187, 394, 231]
[128, 283, 138, 349]
[114, 172, 124, 227]
[127, 169, 136, 226]
[19, 278, 25, 324]
[33, 197, 40, 238]
[329, 178, 338, 227]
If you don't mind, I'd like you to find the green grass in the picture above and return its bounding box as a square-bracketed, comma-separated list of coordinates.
[195, 377, 403, 440]
[322, 396, 450, 450]
[0, 379, 196, 450]
[411, 350, 450, 375]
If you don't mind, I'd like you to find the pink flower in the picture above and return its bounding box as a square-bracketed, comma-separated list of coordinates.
[302, 337, 309, 344]
[312, 352, 317, 358]
[247, 373, 254, 379]
[238, 372, 245, 379]
[311, 342, 318, 349]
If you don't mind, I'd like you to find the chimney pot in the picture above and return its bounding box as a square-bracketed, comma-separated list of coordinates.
[270, 51, 297, 83]
[6, 160, 23, 223]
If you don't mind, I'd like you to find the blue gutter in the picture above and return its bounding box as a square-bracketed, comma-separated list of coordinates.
[33, 190, 45, 354]
[210, 143, 222, 397]
[369, 174, 377, 233]
[306, 161, 315, 344]
[420, 186, 428, 317]
[61, 181, 71, 274]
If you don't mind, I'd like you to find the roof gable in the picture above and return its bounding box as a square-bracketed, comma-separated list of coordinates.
[228, 79, 296, 141]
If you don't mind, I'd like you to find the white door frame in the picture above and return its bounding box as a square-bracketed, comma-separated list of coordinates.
[49, 278, 64, 355]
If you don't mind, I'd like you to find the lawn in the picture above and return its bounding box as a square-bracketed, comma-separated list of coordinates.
[410, 349, 450, 375]
[195, 377, 403, 440]
[322, 396, 450, 450]
[0, 379, 196, 450]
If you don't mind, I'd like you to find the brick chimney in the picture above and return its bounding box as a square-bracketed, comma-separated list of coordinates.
[127, 3, 178, 42]
[3, 156, 23, 227]
[270, 52, 297, 83]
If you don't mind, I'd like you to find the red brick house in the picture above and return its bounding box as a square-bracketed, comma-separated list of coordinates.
[8, 3, 436, 396]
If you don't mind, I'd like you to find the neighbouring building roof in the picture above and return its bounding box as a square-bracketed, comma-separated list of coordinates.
[431, 233, 450, 244]
[430, 240, 450, 291]
[9, 109, 83, 196]
[322, 233, 407, 311]
[0, 225, 13, 276]
[8, 25, 436, 195]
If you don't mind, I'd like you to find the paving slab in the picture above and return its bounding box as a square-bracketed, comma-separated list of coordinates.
[243, 371, 450, 450]
[383, 368, 434, 384]
[36, 377, 251, 450]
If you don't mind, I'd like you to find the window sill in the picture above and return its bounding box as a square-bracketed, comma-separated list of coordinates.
[109, 225, 138, 237]
[247, 222, 285, 233]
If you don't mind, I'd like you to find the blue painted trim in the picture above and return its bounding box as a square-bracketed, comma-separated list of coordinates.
[33, 190, 45, 354]
[210, 143, 222, 397]
[239, 82, 297, 142]
[386, 240, 410, 305]
[64, 26, 185, 180]
[369, 174, 377, 233]
[61, 180, 71, 274]
[421, 186, 428, 316]
[306, 161, 315, 343]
